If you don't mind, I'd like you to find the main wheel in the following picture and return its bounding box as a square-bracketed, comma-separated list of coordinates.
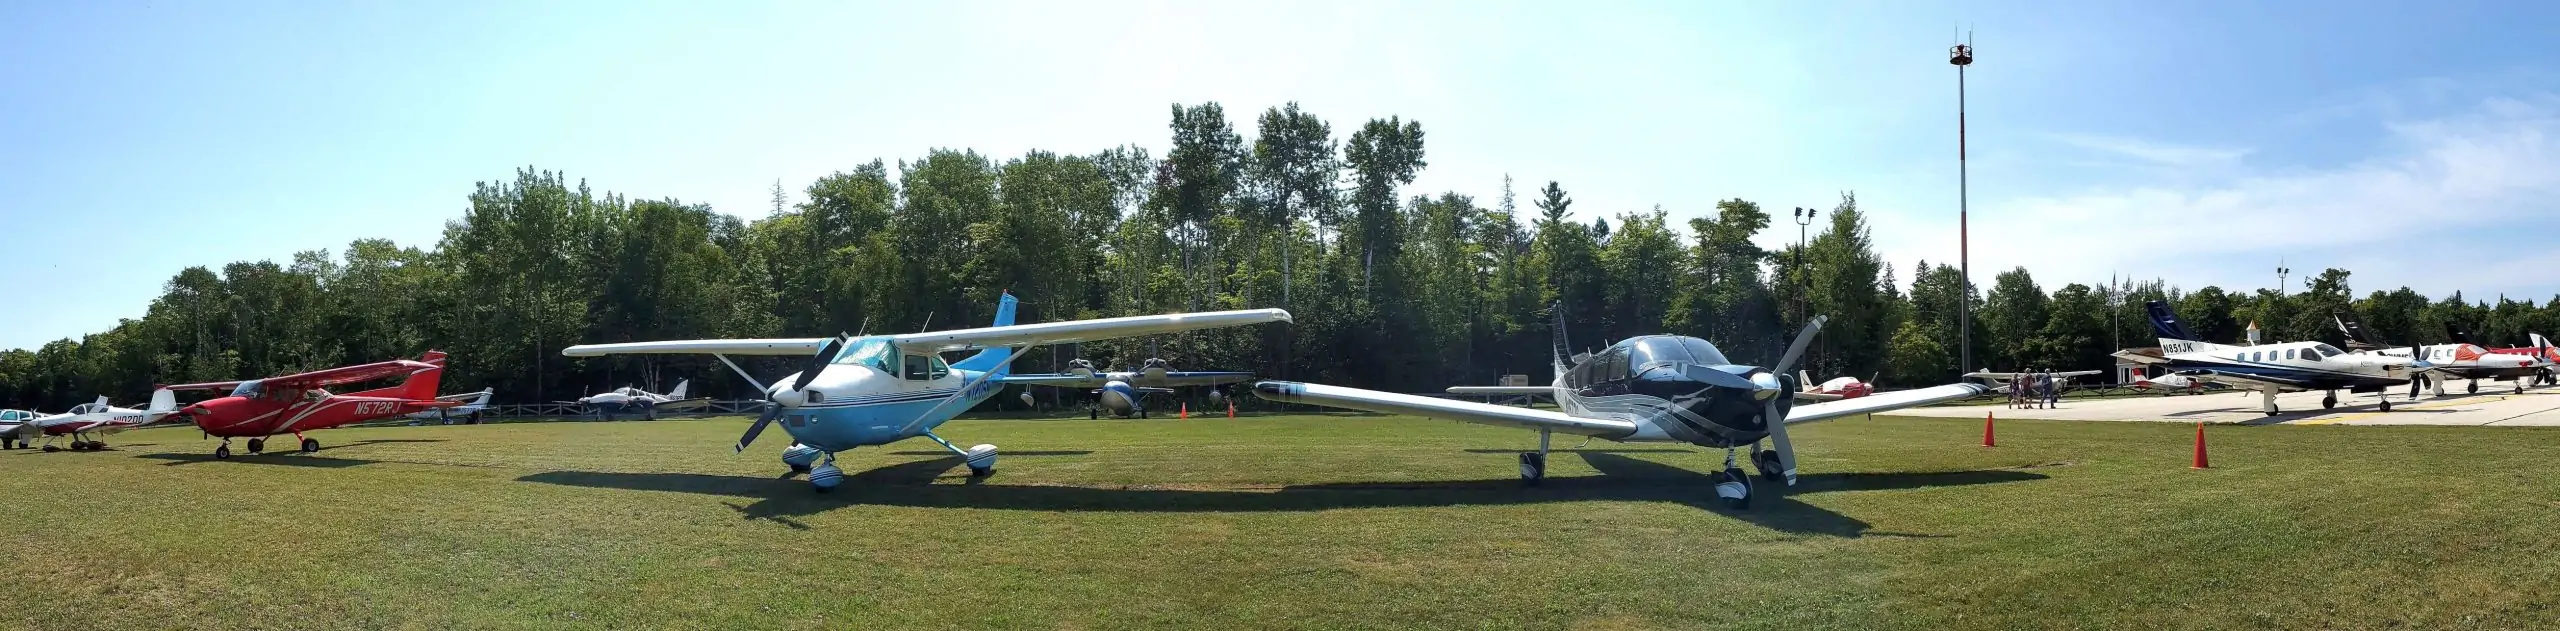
[246, 438, 265, 454]
[214, 445, 231, 459]
[2380, 399, 2393, 412]
[2468, 381, 2479, 394]
[300, 438, 320, 453]
[1752, 450, 1785, 483]
[1090, 409, 1098, 420]
[2322, 395, 2337, 409]
[1518, 452, 1547, 485]
[71, 440, 90, 451]
[1139, 409, 1149, 419]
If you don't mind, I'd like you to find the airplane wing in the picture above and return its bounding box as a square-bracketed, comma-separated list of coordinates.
[1002, 374, 1114, 388]
[562, 338, 831, 357]
[1792, 391, 1846, 402]
[1962, 370, 2105, 382]
[161, 359, 436, 391]
[1784, 383, 1995, 425]
[655, 398, 712, 411]
[1254, 381, 1637, 438]
[1444, 386, 1560, 396]
[890, 309, 1292, 352]
[2173, 369, 2319, 392]
[1139, 371, 1257, 387]
[431, 389, 492, 403]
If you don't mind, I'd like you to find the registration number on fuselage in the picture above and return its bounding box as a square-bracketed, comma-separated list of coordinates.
[2162, 341, 2205, 354]
[353, 401, 401, 415]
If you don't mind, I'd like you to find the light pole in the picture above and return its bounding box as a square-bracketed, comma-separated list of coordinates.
[1951, 36, 1975, 373]
[1793, 206, 1816, 329]
[2276, 259, 2291, 296]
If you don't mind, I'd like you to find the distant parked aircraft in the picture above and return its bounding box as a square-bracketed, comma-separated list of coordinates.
[163, 351, 464, 459]
[1003, 358, 1252, 419]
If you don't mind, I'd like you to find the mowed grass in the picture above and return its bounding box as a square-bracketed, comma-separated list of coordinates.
[7, 413, 2560, 630]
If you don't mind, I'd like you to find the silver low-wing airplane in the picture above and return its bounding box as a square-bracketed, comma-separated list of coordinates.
[2114, 301, 2421, 415]
[1255, 308, 1992, 509]
[1003, 358, 1254, 419]
[563, 293, 1290, 492]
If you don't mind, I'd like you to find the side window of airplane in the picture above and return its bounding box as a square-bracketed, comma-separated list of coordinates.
[2284, 349, 2296, 360]
[901, 354, 951, 381]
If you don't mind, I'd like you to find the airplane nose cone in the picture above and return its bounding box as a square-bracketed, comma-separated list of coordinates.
[1748, 372, 1783, 401]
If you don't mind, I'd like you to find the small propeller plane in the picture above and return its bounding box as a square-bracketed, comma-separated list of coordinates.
[1003, 358, 1254, 419]
[560, 292, 1291, 492]
[25, 391, 183, 451]
[407, 388, 496, 423]
[2482, 333, 2559, 386]
[1, 409, 44, 449]
[162, 351, 463, 458]
[1794, 371, 1879, 400]
[2335, 315, 2546, 396]
[567, 380, 706, 420]
[2129, 372, 2213, 394]
[2115, 302, 2420, 416]
[1255, 305, 1994, 509]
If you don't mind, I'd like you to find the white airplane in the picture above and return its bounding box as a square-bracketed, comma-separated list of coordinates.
[28, 390, 181, 451]
[1004, 358, 1254, 419]
[2338, 317, 2548, 396]
[406, 388, 495, 423]
[1958, 369, 2105, 400]
[561, 292, 1291, 491]
[1257, 307, 1993, 509]
[2115, 301, 2420, 416]
[2129, 372, 2213, 394]
[0, 409, 43, 449]
[565, 380, 706, 420]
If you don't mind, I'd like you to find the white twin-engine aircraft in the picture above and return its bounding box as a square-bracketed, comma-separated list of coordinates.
[1255, 307, 1994, 510]
[564, 293, 1290, 492]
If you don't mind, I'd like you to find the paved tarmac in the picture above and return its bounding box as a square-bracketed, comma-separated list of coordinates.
[1895, 381, 2560, 427]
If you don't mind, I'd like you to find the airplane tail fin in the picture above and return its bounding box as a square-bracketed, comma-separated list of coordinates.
[2335, 312, 2380, 348]
[93, 395, 109, 408]
[355, 350, 449, 401]
[2146, 300, 2233, 352]
[1798, 370, 1815, 389]
[472, 388, 493, 408]
[667, 379, 689, 400]
[2445, 323, 2475, 345]
[951, 292, 1022, 374]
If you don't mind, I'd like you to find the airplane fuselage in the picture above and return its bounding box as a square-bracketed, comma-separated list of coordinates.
[182, 394, 447, 438]
[2155, 340, 2411, 391]
[2376, 344, 2542, 381]
[764, 361, 1005, 453]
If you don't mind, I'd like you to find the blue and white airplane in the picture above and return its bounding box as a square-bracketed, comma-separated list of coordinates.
[1254, 306, 1994, 510]
[2115, 300, 2422, 416]
[407, 388, 495, 423]
[1004, 358, 1254, 419]
[561, 293, 1291, 491]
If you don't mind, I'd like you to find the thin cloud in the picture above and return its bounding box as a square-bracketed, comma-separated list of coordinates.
[2045, 133, 2251, 168]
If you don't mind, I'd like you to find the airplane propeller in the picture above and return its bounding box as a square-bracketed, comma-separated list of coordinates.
[736, 334, 846, 454]
[1758, 316, 1826, 486]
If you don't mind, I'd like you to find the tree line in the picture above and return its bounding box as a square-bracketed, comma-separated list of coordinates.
[7, 101, 2560, 412]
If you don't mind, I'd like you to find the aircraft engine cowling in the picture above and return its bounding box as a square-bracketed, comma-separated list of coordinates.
[1208, 388, 1225, 405]
[1098, 382, 1139, 417]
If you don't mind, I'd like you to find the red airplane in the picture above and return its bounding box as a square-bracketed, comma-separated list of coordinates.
[162, 351, 461, 459]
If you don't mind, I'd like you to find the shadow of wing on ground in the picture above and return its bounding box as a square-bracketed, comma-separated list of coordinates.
[136, 452, 378, 468]
[882, 450, 1094, 456]
[517, 452, 2045, 538]
[1458, 448, 1692, 454]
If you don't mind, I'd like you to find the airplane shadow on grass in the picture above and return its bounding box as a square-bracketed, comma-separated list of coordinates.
[134, 439, 451, 468]
[517, 452, 2046, 537]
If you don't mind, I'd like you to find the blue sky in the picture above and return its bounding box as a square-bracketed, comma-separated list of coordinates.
[5, 0, 2558, 351]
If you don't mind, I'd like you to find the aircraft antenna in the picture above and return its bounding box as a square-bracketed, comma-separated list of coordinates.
[918, 312, 934, 333]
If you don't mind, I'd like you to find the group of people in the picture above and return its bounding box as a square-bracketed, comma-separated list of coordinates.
[2007, 370, 2065, 409]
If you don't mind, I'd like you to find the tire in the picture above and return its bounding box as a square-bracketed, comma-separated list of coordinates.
[1753, 450, 1785, 482]
[2468, 382, 2479, 394]
[2380, 399, 2393, 412]
[1090, 409, 1098, 420]
[2322, 396, 2336, 409]
[247, 438, 265, 454]
[300, 438, 320, 453]
[215, 445, 231, 459]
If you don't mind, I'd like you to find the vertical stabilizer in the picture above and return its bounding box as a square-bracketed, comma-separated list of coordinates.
[667, 379, 689, 400]
[951, 292, 1022, 373]
[2145, 301, 2196, 342]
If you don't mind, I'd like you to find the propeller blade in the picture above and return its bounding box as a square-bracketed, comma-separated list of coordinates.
[734, 402, 784, 454]
[1762, 398, 1797, 486]
[790, 336, 847, 393]
[1774, 316, 1827, 374]
[1680, 364, 1764, 391]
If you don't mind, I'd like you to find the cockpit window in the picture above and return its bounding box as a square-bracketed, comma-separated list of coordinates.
[1680, 338, 1731, 366]
[2313, 344, 2343, 357]
[901, 354, 950, 380]
[830, 338, 896, 373]
[230, 380, 264, 398]
[1625, 336, 1694, 367]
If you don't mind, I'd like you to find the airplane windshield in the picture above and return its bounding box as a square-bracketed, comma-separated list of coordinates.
[1680, 338, 1732, 366]
[831, 338, 895, 373]
[2312, 344, 2344, 358]
[230, 380, 264, 398]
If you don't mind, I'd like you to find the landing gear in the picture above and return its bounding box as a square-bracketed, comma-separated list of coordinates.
[809, 461, 844, 492]
[41, 444, 59, 452]
[1139, 408, 1149, 419]
[246, 438, 265, 454]
[1751, 447, 1786, 483]
[2322, 392, 2337, 409]
[300, 437, 319, 453]
[782, 443, 822, 474]
[2468, 380, 2479, 394]
[1520, 428, 1551, 485]
[2261, 389, 2281, 417]
[215, 444, 232, 459]
[1714, 448, 1754, 509]
[925, 431, 999, 478]
[1089, 408, 1099, 420]
[2379, 398, 2393, 412]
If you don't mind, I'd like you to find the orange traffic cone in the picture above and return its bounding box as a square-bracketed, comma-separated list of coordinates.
[1179, 402, 1188, 419]
[1981, 411, 1996, 447]
[1227, 401, 1236, 418]
[2191, 422, 2210, 469]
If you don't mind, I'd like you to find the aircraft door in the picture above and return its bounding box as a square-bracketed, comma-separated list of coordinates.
[900, 354, 951, 381]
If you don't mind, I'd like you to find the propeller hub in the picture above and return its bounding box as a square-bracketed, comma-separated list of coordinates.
[1749, 372, 1783, 400]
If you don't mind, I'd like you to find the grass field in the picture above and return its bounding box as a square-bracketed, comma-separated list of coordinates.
[8, 413, 2560, 630]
